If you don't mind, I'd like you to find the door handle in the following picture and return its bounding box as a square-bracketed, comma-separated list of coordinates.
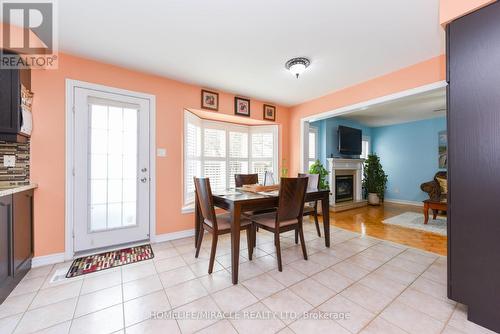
[140, 177, 148, 183]
[141, 168, 147, 172]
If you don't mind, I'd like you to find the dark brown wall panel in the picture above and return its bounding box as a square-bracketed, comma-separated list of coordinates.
[448, 2, 500, 332]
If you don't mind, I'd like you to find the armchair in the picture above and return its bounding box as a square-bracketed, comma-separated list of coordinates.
[420, 171, 447, 202]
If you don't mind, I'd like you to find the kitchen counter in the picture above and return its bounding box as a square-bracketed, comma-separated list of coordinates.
[0, 183, 37, 197]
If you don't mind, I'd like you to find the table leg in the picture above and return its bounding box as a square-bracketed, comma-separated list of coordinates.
[322, 195, 330, 247]
[424, 202, 429, 224]
[194, 195, 201, 247]
[230, 204, 241, 284]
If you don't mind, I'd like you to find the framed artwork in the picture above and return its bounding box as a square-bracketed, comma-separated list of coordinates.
[234, 97, 250, 117]
[438, 130, 447, 169]
[201, 89, 219, 111]
[263, 104, 276, 121]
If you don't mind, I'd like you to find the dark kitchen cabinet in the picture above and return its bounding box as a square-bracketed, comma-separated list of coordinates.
[447, 2, 500, 332]
[0, 58, 31, 142]
[12, 190, 33, 276]
[0, 195, 12, 300]
[0, 189, 33, 303]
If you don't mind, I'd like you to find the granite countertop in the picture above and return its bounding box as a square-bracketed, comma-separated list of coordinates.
[0, 183, 38, 197]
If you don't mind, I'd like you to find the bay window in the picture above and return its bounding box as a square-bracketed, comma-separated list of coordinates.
[184, 111, 278, 206]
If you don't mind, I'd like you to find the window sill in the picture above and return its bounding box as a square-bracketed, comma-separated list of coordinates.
[181, 205, 195, 214]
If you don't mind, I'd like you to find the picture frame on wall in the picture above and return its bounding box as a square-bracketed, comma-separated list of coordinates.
[234, 97, 250, 117]
[201, 89, 219, 111]
[263, 104, 276, 121]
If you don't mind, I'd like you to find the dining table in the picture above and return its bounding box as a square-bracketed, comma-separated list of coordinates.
[194, 188, 331, 284]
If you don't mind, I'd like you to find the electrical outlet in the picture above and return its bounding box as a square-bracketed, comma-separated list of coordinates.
[3, 155, 16, 167]
[394, 187, 400, 194]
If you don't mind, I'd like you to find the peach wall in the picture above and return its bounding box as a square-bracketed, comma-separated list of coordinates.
[288, 55, 446, 176]
[30, 52, 290, 257]
[440, 0, 496, 25]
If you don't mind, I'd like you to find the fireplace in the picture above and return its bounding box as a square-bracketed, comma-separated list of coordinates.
[335, 175, 354, 203]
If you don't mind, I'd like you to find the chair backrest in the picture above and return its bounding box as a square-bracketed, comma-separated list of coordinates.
[193, 177, 218, 229]
[276, 177, 308, 223]
[298, 173, 320, 191]
[234, 174, 258, 187]
[264, 171, 276, 185]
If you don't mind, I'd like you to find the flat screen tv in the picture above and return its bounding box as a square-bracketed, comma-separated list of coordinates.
[338, 125, 362, 155]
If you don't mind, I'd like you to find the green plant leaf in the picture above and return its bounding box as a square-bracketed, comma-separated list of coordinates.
[362, 154, 388, 199]
[308, 160, 330, 190]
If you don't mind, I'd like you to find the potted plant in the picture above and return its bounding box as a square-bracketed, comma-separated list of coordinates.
[308, 160, 329, 214]
[362, 154, 388, 205]
[308, 160, 329, 189]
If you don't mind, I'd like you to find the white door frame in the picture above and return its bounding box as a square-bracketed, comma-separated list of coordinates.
[298, 81, 448, 173]
[65, 79, 156, 260]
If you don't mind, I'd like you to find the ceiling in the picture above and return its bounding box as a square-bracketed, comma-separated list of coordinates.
[340, 87, 446, 127]
[58, 0, 444, 106]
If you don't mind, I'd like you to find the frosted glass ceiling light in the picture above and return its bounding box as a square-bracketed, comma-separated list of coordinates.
[285, 57, 311, 78]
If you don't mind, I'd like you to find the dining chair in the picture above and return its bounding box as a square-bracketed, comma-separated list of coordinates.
[194, 177, 254, 274]
[235, 174, 276, 226]
[249, 177, 309, 271]
[234, 173, 259, 187]
[298, 173, 321, 238]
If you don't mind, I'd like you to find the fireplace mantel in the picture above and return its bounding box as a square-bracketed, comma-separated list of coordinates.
[327, 158, 366, 211]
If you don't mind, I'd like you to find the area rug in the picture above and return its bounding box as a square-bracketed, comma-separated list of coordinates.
[382, 212, 447, 236]
[66, 244, 154, 278]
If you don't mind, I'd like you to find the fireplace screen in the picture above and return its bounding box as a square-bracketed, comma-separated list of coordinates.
[335, 175, 354, 203]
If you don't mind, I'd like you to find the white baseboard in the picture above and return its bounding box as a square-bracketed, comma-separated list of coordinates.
[385, 199, 424, 207]
[32, 252, 66, 268]
[152, 229, 196, 243]
[31, 229, 195, 267]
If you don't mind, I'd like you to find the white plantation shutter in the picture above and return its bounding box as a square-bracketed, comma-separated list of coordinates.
[229, 131, 249, 188]
[251, 132, 274, 158]
[184, 114, 202, 203]
[204, 128, 226, 158]
[204, 161, 226, 192]
[229, 131, 248, 158]
[250, 128, 277, 184]
[184, 112, 278, 206]
[203, 126, 226, 192]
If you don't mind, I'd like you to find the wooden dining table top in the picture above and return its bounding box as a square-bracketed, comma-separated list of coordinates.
[212, 187, 330, 203]
[195, 187, 331, 284]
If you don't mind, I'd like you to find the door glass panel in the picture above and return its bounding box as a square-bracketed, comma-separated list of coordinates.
[90, 205, 107, 231]
[89, 103, 138, 232]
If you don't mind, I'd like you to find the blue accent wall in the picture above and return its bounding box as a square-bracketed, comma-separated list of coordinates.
[310, 117, 372, 166]
[371, 117, 447, 202]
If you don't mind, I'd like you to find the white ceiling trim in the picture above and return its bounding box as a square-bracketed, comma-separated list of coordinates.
[303, 81, 447, 123]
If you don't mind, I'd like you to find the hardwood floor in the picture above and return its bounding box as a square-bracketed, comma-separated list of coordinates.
[309, 202, 447, 256]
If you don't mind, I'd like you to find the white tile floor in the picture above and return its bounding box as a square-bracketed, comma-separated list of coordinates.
[0, 223, 495, 334]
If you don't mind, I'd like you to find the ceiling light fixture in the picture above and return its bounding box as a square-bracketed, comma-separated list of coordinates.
[285, 57, 310, 78]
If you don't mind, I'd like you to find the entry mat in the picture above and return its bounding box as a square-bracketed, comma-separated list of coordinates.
[66, 244, 154, 278]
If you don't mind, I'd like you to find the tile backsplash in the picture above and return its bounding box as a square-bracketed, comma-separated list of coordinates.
[0, 141, 30, 188]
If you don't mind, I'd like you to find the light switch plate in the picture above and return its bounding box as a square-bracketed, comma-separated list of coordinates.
[157, 148, 167, 157]
[3, 155, 15, 167]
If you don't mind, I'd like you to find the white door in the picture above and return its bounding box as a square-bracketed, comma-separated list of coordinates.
[73, 87, 150, 252]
